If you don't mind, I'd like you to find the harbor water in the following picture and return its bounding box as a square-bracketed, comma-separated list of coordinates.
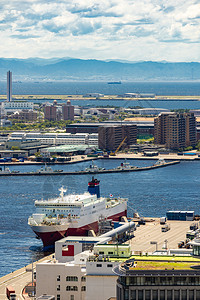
[0, 81, 200, 110]
[0, 159, 200, 277]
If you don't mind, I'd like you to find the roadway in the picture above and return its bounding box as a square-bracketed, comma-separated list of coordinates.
[0, 254, 53, 300]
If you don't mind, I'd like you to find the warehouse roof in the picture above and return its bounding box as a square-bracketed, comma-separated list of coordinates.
[44, 144, 97, 153]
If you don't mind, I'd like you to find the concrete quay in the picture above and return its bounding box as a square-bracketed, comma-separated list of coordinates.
[0, 254, 53, 300]
[129, 219, 196, 253]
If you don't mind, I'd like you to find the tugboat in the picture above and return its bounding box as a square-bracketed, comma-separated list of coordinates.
[28, 177, 127, 249]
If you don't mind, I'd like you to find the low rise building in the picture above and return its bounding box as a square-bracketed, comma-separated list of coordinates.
[9, 132, 98, 146]
[8, 110, 37, 121]
[114, 256, 200, 300]
[1, 101, 34, 115]
[36, 235, 131, 300]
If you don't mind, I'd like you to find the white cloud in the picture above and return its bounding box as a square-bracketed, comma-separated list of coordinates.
[0, 0, 200, 61]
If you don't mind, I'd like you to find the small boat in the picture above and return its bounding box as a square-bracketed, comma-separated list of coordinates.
[0, 167, 11, 174]
[154, 158, 166, 166]
[116, 159, 136, 171]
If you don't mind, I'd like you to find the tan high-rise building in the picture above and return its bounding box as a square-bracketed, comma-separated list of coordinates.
[62, 100, 74, 121]
[98, 124, 137, 151]
[44, 105, 57, 121]
[154, 112, 196, 150]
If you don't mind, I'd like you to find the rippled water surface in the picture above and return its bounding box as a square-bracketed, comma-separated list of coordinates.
[0, 159, 200, 277]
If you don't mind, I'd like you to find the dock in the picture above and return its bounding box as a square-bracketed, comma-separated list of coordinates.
[0, 160, 180, 176]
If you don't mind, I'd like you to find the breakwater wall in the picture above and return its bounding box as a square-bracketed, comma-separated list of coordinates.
[0, 160, 180, 176]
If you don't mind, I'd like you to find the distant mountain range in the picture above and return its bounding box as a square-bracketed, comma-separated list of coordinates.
[0, 58, 199, 81]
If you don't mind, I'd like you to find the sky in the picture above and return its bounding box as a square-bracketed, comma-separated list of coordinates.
[1, 0, 200, 62]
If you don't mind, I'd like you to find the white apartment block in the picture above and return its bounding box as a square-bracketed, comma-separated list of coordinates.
[9, 132, 98, 146]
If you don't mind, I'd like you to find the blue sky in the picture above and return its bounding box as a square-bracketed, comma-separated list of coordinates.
[1, 0, 200, 61]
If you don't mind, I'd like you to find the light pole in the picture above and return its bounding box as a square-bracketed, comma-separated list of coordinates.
[150, 241, 158, 252]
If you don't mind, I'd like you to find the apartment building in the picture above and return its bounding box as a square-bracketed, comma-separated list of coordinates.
[98, 124, 137, 151]
[62, 100, 74, 121]
[154, 112, 196, 150]
[44, 105, 57, 121]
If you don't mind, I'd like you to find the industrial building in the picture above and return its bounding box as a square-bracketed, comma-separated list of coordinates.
[66, 122, 153, 139]
[154, 112, 196, 150]
[98, 124, 137, 151]
[8, 132, 98, 147]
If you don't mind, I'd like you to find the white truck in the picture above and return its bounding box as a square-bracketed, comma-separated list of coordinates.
[161, 224, 170, 232]
[160, 217, 167, 225]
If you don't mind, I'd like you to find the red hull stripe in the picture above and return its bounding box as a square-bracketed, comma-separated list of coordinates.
[34, 210, 127, 247]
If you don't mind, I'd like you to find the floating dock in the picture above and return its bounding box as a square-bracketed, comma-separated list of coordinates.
[0, 160, 180, 176]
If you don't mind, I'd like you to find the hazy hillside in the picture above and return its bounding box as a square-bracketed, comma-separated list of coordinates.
[0, 58, 199, 81]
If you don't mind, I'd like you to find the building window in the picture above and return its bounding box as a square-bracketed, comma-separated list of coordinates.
[66, 286, 78, 291]
[81, 286, 86, 291]
[108, 252, 113, 255]
[57, 285, 60, 291]
[66, 276, 78, 281]
[57, 295, 60, 300]
[99, 251, 104, 254]
[96, 264, 102, 267]
[57, 275, 60, 281]
[107, 264, 113, 268]
[70, 296, 74, 300]
[81, 276, 86, 282]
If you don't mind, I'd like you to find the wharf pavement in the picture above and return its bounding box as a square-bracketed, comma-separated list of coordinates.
[129, 219, 196, 253]
[0, 254, 53, 300]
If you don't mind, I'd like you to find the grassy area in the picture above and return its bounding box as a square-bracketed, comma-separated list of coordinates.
[132, 255, 200, 262]
[132, 260, 199, 270]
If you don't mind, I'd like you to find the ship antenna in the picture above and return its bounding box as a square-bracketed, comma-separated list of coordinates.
[59, 187, 67, 201]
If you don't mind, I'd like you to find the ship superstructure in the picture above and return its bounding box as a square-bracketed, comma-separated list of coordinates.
[28, 178, 127, 249]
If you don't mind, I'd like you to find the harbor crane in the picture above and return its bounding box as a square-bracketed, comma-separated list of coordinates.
[110, 136, 127, 156]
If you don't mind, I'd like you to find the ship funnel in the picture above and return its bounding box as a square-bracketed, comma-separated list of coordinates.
[88, 177, 100, 198]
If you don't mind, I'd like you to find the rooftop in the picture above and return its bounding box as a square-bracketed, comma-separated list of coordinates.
[118, 256, 200, 272]
[44, 144, 97, 153]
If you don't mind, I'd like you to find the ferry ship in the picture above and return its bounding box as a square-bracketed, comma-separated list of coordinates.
[28, 178, 127, 249]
